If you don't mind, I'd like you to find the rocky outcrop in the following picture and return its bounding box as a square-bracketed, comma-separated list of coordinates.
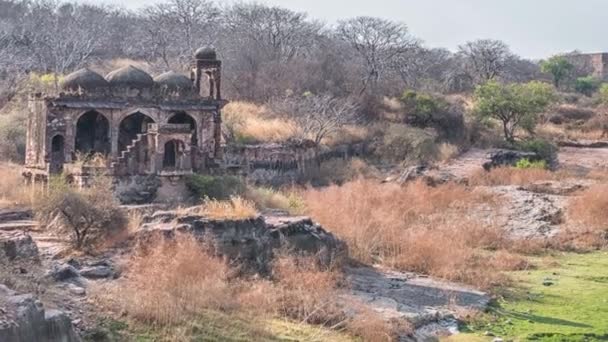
[137, 212, 347, 272]
[0, 285, 81, 342]
[0, 231, 39, 263]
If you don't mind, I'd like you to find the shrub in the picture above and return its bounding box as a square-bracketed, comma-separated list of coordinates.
[516, 138, 558, 164]
[0, 163, 40, 207]
[515, 158, 547, 170]
[599, 84, 608, 105]
[185, 175, 245, 200]
[372, 123, 439, 164]
[575, 76, 601, 97]
[400, 90, 466, 142]
[36, 177, 126, 250]
[551, 104, 595, 122]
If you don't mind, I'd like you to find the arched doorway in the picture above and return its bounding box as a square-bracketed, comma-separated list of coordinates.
[163, 140, 185, 169]
[75, 111, 110, 156]
[168, 112, 197, 146]
[50, 135, 65, 174]
[118, 112, 155, 152]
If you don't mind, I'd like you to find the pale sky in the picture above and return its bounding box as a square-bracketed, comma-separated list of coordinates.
[78, 0, 608, 59]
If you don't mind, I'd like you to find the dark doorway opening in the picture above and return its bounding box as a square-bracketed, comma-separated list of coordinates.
[118, 112, 154, 153]
[163, 140, 185, 169]
[50, 135, 65, 174]
[75, 111, 110, 156]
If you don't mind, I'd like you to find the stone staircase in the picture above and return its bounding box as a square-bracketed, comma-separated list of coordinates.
[111, 133, 149, 171]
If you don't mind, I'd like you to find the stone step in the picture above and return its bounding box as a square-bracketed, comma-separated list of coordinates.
[0, 220, 39, 231]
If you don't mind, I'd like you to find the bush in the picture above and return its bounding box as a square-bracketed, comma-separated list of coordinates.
[400, 90, 465, 142]
[516, 138, 558, 164]
[185, 175, 246, 200]
[36, 177, 126, 250]
[0, 105, 27, 162]
[599, 84, 608, 105]
[197, 196, 258, 220]
[575, 76, 601, 97]
[515, 158, 547, 170]
[372, 123, 439, 164]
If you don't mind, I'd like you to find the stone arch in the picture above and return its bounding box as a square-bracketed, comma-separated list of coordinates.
[163, 139, 186, 169]
[75, 110, 110, 156]
[167, 111, 198, 146]
[118, 112, 155, 152]
[50, 134, 65, 174]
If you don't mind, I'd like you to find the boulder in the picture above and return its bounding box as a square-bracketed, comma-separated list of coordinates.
[0, 231, 39, 262]
[79, 266, 113, 280]
[47, 263, 80, 282]
[0, 284, 81, 342]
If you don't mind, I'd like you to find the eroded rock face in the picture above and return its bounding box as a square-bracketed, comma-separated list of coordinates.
[0, 231, 39, 263]
[137, 212, 347, 272]
[0, 285, 81, 342]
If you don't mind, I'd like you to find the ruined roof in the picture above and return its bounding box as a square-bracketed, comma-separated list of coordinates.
[194, 46, 217, 60]
[105, 66, 154, 89]
[60, 68, 109, 91]
[154, 71, 193, 91]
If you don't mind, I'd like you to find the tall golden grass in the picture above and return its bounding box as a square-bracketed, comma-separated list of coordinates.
[564, 184, 608, 248]
[303, 179, 512, 288]
[198, 196, 258, 220]
[97, 235, 397, 340]
[223, 102, 300, 143]
[469, 167, 558, 186]
[0, 163, 39, 207]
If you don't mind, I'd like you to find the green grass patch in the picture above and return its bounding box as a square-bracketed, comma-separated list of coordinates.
[86, 310, 355, 342]
[454, 252, 608, 341]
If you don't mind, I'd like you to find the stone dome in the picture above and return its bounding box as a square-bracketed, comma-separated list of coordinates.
[105, 66, 154, 89]
[60, 68, 108, 91]
[154, 71, 193, 91]
[194, 46, 217, 60]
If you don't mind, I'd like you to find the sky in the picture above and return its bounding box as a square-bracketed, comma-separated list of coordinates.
[77, 0, 608, 59]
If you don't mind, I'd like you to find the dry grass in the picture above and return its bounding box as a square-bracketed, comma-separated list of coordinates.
[469, 167, 559, 186]
[303, 179, 511, 289]
[97, 235, 396, 339]
[0, 163, 39, 207]
[224, 102, 300, 143]
[245, 186, 305, 215]
[102, 235, 234, 326]
[537, 123, 605, 141]
[563, 184, 608, 249]
[437, 142, 460, 163]
[198, 196, 258, 220]
[323, 125, 370, 146]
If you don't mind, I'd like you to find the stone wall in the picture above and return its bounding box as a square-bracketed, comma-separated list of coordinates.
[224, 141, 366, 185]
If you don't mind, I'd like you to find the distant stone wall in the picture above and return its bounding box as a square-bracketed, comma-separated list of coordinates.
[224, 141, 366, 185]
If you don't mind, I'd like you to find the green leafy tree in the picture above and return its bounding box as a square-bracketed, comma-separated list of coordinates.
[575, 76, 601, 97]
[540, 56, 574, 89]
[474, 81, 555, 143]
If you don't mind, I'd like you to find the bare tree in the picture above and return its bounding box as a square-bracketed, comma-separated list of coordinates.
[336, 16, 418, 95]
[458, 39, 512, 84]
[272, 93, 361, 145]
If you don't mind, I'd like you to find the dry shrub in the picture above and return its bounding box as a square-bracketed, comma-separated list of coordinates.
[107, 235, 234, 325]
[469, 167, 557, 186]
[198, 196, 258, 220]
[303, 179, 509, 288]
[271, 254, 344, 326]
[315, 158, 380, 185]
[223, 101, 300, 143]
[346, 306, 411, 342]
[323, 125, 370, 146]
[0, 163, 38, 207]
[563, 184, 608, 248]
[490, 250, 532, 271]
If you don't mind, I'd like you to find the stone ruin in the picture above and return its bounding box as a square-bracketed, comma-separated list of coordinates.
[23, 47, 225, 201]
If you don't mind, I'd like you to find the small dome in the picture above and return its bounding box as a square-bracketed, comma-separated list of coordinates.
[105, 66, 154, 88]
[60, 68, 108, 91]
[194, 46, 217, 60]
[154, 71, 193, 91]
